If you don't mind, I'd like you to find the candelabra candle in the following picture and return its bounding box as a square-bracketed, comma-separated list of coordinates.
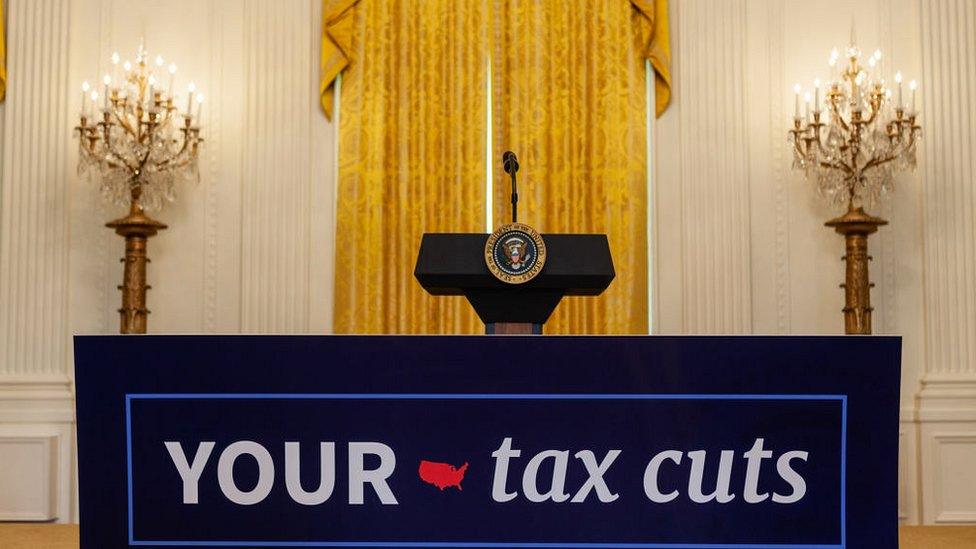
[80, 81, 90, 117]
[74, 44, 204, 212]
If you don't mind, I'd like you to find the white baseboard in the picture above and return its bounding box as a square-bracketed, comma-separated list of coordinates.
[0, 375, 76, 523]
[917, 373, 976, 524]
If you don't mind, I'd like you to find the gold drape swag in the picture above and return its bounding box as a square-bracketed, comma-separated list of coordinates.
[319, 0, 358, 119]
[320, 0, 670, 119]
[321, 0, 672, 334]
[632, 0, 671, 117]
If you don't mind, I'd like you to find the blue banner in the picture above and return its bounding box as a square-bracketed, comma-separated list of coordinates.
[75, 336, 901, 548]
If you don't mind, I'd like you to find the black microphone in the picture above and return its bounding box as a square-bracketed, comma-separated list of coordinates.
[503, 151, 519, 174]
[502, 151, 519, 223]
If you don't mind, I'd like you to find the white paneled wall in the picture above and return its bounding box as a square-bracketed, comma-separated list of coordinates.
[0, 0, 75, 523]
[655, 0, 975, 526]
[655, 0, 753, 334]
[0, 0, 334, 523]
[239, 0, 334, 333]
[915, 0, 976, 525]
[0, 0, 972, 528]
[0, 0, 71, 376]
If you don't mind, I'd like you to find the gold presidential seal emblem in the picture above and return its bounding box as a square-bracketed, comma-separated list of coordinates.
[485, 222, 546, 284]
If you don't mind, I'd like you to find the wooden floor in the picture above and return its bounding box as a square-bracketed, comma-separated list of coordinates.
[0, 524, 78, 549]
[1, 524, 975, 548]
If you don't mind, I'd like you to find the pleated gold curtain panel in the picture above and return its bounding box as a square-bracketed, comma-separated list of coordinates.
[321, 0, 672, 334]
[492, 0, 660, 334]
[327, 0, 490, 334]
[1, 0, 6, 102]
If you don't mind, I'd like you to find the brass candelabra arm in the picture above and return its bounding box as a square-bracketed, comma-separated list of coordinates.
[821, 160, 853, 175]
[861, 154, 899, 172]
[827, 95, 851, 133]
[164, 119, 197, 160]
[790, 131, 810, 161]
[100, 119, 140, 174]
[76, 124, 100, 165]
[790, 131, 853, 176]
[864, 101, 880, 125]
[154, 155, 198, 175]
[906, 118, 922, 146]
[109, 100, 140, 139]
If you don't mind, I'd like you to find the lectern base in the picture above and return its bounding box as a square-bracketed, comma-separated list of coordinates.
[486, 322, 542, 335]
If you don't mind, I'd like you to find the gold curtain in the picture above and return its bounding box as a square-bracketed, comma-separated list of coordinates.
[322, 0, 671, 334]
[1, 0, 6, 102]
[331, 0, 488, 333]
[492, 0, 658, 333]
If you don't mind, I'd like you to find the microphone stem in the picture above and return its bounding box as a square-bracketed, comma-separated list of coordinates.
[510, 171, 518, 224]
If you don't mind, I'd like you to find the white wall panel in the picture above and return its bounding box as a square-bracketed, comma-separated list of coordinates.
[0, 378, 74, 523]
[917, 0, 976, 378]
[914, 0, 976, 525]
[0, 0, 71, 376]
[654, 0, 753, 334]
[0, 434, 59, 520]
[934, 434, 976, 522]
[239, 0, 335, 333]
[1, 0, 336, 523]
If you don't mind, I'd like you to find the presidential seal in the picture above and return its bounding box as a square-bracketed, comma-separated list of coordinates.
[485, 222, 546, 284]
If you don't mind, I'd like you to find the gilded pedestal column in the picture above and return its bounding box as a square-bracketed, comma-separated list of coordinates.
[105, 194, 167, 334]
[825, 207, 887, 335]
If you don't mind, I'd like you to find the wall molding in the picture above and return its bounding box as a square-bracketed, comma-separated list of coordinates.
[0, 434, 60, 520]
[898, 422, 919, 523]
[928, 432, 976, 524]
[766, 0, 791, 334]
[0, 376, 74, 423]
[0, 377, 75, 523]
[203, 0, 222, 333]
[917, 375, 976, 422]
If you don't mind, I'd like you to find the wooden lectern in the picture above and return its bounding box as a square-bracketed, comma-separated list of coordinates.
[414, 233, 614, 334]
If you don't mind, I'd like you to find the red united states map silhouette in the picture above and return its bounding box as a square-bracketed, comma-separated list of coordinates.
[418, 460, 469, 491]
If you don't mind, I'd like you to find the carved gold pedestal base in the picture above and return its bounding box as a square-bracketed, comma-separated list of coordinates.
[106, 203, 167, 334]
[825, 207, 887, 335]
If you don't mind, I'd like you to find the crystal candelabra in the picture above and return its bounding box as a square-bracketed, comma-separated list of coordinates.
[788, 37, 921, 335]
[75, 43, 204, 334]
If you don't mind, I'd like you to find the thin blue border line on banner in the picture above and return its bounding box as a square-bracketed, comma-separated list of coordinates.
[840, 396, 847, 548]
[126, 395, 134, 545]
[124, 393, 848, 549]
